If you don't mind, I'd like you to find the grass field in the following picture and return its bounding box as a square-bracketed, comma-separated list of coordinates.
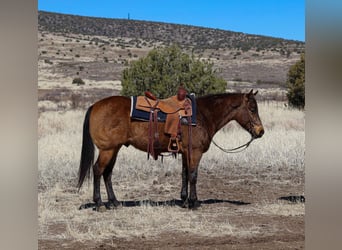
[38, 100, 304, 249]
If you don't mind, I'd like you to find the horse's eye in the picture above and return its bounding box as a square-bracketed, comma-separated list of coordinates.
[250, 107, 257, 113]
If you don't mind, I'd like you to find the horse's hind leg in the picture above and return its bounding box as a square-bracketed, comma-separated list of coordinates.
[103, 146, 121, 209]
[93, 149, 115, 211]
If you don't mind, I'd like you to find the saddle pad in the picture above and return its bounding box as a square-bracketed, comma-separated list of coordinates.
[130, 96, 197, 125]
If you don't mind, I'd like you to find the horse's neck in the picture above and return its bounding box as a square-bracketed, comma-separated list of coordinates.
[197, 94, 242, 137]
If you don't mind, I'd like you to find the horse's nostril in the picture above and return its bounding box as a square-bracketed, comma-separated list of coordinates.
[254, 126, 264, 138]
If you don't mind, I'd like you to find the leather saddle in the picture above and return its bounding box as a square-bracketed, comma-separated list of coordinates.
[134, 92, 193, 160]
[135, 95, 192, 117]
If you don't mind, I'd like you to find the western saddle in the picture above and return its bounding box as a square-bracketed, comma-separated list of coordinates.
[135, 90, 193, 160]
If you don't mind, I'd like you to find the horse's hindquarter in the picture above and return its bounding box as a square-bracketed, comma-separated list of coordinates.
[89, 96, 131, 150]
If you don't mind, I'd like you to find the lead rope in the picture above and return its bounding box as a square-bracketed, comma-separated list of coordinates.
[212, 137, 254, 153]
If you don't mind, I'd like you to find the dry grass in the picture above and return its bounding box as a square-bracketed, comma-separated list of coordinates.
[38, 100, 304, 243]
[257, 201, 305, 217]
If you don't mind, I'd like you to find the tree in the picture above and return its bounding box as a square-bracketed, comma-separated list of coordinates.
[121, 45, 226, 98]
[286, 53, 305, 109]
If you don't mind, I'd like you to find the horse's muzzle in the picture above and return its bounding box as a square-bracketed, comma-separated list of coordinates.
[253, 125, 264, 138]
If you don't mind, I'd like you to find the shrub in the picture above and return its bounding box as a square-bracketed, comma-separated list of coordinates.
[121, 45, 226, 98]
[72, 78, 85, 86]
[44, 59, 53, 65]
[286, 53, 305, 109]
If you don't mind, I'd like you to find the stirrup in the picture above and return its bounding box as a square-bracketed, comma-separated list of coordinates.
[168, 137, 180, 153]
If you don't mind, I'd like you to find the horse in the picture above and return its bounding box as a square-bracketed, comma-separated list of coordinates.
[77, 89, 264, 211]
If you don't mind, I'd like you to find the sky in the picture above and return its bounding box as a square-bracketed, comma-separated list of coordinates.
[38, 0, 305, 42]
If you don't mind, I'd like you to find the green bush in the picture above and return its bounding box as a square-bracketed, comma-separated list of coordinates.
[72, 77, 85, 86]
[121, 45, 226, 98]
[286, 53, 305, 109]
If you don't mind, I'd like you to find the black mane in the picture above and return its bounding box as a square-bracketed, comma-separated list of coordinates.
[196, 92, 243, 101]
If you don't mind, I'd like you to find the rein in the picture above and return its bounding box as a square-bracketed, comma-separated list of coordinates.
[212, 136, 254, 153]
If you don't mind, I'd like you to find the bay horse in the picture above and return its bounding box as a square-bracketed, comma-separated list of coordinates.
[77, 90, 264, 210]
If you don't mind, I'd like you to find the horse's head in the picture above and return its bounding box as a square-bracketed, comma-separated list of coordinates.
[234, 90, 264, 139]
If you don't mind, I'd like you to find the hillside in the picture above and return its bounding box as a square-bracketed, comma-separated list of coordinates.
[39, 11, 303, 52]
[38, 11, 305, 103]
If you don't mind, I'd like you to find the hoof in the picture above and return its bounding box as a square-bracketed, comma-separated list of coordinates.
[188, 200, 201, 210]
[181, 199, 189, 208]
[94, 205, 107, 212]
[106, 200, 121, 210]
[181, 194, 188, 202]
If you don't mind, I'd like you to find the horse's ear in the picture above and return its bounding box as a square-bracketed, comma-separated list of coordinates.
[246, 89, 253, 99]
[253, 90, 258, 96]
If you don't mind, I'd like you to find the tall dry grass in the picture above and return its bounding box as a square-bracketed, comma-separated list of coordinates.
[38, 100, 304, 242]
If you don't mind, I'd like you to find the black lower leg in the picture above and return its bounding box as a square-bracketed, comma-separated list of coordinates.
[180, 164, 188, 202]
[93, 173, 104, 208]
[103, 169, 120, 208]
[188, 169, 200, 209]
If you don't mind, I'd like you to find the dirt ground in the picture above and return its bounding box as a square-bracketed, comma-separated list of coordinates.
[38, 168, 304, 249]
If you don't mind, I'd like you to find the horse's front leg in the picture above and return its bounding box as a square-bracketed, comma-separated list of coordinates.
[188, 167, 200, 209]
[187, 150, 202, 209]
[180, 154, 189, 207]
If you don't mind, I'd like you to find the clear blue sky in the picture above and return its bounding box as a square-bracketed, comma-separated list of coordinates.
[38, 0, 305, 42]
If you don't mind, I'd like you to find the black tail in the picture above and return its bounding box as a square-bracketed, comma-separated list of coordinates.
[77, 106, 94, 189]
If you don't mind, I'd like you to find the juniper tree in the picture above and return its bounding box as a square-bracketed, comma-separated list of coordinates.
[286, 53, 305, 109]
[121, 45, 226, 98]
